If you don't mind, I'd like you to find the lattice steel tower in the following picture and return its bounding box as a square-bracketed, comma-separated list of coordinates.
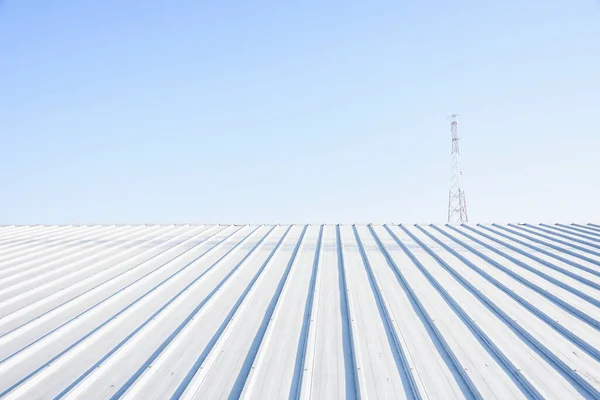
[447, 114, 469, 224]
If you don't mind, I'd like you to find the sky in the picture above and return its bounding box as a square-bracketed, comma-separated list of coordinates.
[0, 0, 599, 225]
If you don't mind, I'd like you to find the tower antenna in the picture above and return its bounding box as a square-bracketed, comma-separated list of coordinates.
[447, 114, 469, 224]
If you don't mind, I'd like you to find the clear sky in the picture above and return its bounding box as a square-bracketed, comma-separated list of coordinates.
[1, 0, 599, 225]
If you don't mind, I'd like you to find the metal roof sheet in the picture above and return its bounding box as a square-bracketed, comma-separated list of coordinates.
[0, 223, 598, 399]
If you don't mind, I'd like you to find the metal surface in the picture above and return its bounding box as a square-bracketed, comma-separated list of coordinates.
[448, 114, 469, 224]
[0, 223, 598, 399]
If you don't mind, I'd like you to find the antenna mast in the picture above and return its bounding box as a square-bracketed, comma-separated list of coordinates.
[447, 114, 469, 224]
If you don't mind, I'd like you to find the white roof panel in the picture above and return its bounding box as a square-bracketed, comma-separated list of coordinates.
[0, 224, 598, 399]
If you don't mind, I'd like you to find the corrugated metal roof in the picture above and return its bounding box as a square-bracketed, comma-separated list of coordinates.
[0, 223, 598, 399]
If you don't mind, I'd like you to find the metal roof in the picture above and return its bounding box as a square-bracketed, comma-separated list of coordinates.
[0, 223, 598, 399]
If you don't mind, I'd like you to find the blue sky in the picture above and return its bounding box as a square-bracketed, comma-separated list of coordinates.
[1, 0, 599, 224]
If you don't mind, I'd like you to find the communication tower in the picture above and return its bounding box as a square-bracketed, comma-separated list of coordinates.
[447, 114, 469, 224]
